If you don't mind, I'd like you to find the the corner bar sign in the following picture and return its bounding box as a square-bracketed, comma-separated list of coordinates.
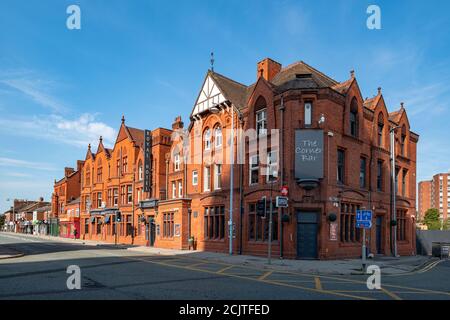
[143, 130, 152, 193]
[294, 129, 324, 180]
[280, 185, 288, 197]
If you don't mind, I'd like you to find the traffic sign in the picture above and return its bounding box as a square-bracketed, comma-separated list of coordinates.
[280, 186, 289, 197]
[276, 196, 289, 208]
[356, 210, 372, 229]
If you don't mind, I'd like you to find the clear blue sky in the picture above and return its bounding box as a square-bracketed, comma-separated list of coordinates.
[1, 0, 449, 212]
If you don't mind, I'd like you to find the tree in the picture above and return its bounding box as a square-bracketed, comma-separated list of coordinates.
[0, 214, 5, 228]
[443, 219, 450, 231]
[424, 208, 441, 230]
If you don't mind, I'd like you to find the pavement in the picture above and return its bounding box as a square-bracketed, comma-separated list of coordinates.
[1, 232, 449, 300]
[1, 232, 434, 275]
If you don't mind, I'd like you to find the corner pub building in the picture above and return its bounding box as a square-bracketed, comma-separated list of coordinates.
[80, 57, 418, 260]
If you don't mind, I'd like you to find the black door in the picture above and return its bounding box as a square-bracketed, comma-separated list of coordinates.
[150, 222, 156, 247]
[376, 216, 383, 254]
[296, 211, 318, 259]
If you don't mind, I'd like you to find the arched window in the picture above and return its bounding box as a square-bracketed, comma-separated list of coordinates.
[350, 98, 359, 137]
[255, 96, 267, 135]
[214, 126, 222, 148]
[138, 160, 143, 180]
[400, 125, 407, 156]
[204, 128, 211, 151]
[86, 167, 91, 186]
[97, 158, 102, 182]
[377, 113, 384, 147]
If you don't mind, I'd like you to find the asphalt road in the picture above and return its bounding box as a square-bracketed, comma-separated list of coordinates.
[0, 232, 449, 300]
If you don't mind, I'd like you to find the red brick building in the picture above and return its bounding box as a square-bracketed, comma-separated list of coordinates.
[79, 117, 173, 246]
[418, 173, 450, 223]
[52, 161, 84, 236]
[159, 57, 419, 259]
[72, 57, 419, 260]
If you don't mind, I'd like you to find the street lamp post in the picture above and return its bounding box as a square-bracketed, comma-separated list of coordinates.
[390, 126, 399, 257]
[210, 103, 238, 256]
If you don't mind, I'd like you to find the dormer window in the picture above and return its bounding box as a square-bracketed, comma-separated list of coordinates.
[256, 109, 267, 135]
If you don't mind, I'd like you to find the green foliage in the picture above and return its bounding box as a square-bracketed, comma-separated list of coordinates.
[0, 214, 5, 227]
[443, 219, 450, 231]
[424, 208, 441, 230]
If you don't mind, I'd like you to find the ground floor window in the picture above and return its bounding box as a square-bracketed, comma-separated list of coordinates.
[204, 206, 225, 240]
[163, 212, 174, 238]
[126, 215, 133, 236]
[248, 202, 278, 242]
[340, 203, 361, 243]
[96, 221, 101, 235]
[84, 220, 89, 234]
[397, 209, 407, 241]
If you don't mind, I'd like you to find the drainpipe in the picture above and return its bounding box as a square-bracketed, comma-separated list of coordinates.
[279, 96, 285, 259]
[165, 158, 169, 200]
[131, 165, 135, 245]
[239, 116, 244, 255]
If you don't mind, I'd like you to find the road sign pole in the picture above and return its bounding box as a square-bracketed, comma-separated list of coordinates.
[362, 228, 366, 272]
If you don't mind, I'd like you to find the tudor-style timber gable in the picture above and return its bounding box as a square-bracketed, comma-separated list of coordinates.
[192, 73, 226, 117]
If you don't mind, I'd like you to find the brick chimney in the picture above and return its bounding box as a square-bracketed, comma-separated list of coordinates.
[172, 116, 184, 130]
[76, 160, 85, 172]
[257, 58, 282, 82]
[64, 167, 74, 177]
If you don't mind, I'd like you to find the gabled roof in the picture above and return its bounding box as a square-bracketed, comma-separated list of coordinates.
[364, 95, 382, 111]
[85, 144, 95, 161]
[389, 106, 405, 124]
[113, 121, 145, 150]
[209, 71, 249, 110]
[126, 126, 145, 148]
[332, 78, 354, 94]
[271, 61, 338, 88]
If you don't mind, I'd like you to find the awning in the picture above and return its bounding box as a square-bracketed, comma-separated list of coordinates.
[89, 216, 96, 223]
[104, 215, 111, 224]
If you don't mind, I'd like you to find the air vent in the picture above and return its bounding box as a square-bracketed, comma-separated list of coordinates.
[295, 73, 313, 79]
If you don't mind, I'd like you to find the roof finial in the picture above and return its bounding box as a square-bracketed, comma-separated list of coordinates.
[400, 102, 405, 109]
[88, 143, 91, 150]
[99, 136, 103, 143]
[210, 52, 215, 72]
[377, 87, 382, 95]
[350, 70, 355, 78]
[121, 115, 125, 124]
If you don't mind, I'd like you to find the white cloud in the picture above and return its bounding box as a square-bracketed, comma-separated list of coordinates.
[0, 157, 58, 171]
[0, 113, 117, 148]
[0, 70, 68, 113]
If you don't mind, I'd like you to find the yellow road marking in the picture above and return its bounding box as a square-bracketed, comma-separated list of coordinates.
[122, 256, 373, 300]
[314, 277, 323, 290]
[381, 287, 402, 300]
[217, 265, 234, 274]
[258, 271, 273, 280]
[187, 262, 206, 268]
[118, 253, 450, 299]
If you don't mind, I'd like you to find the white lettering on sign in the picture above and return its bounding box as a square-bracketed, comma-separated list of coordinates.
[295, 140, 323, 161]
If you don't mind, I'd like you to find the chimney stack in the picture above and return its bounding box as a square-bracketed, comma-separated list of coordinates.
[77, 160, 85, 172]
[64, 167, 75, 177]
[172, 116, 184, 130]
[257, 58, 282, 82]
